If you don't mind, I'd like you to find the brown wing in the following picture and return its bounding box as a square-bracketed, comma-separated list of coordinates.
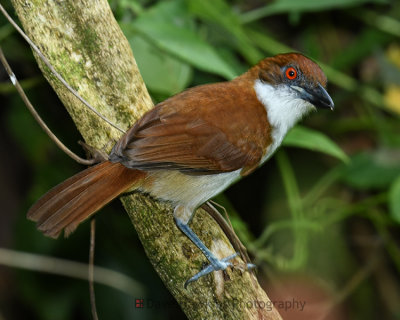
[110, 80, 271, 175]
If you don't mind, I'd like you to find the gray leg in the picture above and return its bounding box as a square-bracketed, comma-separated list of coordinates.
[173, 206, 238, 288]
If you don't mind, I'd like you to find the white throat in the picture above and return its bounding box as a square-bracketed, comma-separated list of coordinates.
[254, 79, 314, 162]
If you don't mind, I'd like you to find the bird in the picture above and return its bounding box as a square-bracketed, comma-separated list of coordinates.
[27, 52, 334, 286]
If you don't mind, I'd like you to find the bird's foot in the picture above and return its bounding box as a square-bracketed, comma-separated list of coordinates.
[184, 253, 238, 289]
[247, 263, 257, 270]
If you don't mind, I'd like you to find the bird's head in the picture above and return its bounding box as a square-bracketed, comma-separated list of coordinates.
[245, 53, 334, 130]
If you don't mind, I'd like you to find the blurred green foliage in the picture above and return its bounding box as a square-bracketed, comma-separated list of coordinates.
[1, 0, 400, 319]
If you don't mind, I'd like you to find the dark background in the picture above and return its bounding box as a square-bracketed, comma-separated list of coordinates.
[1, 0, 400, 319]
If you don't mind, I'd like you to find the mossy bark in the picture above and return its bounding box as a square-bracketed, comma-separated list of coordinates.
[11, 1, 282, 319]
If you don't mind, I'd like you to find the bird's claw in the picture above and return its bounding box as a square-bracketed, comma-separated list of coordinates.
[184, 253, 238, 289]
[247, 263, 257, 270]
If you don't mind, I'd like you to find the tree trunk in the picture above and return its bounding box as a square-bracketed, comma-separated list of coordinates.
[10, 1, 282, 319]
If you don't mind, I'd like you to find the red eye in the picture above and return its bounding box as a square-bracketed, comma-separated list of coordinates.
[285, 67, 297, 80]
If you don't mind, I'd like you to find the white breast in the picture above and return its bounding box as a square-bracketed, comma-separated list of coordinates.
[254, 80, 315, 163]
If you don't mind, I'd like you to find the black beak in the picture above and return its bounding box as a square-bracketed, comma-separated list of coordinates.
[303, 83, 334, 110]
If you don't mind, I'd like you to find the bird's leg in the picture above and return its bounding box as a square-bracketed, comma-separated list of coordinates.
[173, 205, 238, 288]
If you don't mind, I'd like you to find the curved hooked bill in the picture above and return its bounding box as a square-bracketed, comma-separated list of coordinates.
[291, 83, 334, 110]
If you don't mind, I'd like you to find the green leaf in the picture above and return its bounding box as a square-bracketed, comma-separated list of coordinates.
[389, 175, 400, 223]
[331, 29, 392, 70]
[283, 125, 348, 162]
[123, 0, 237, 79]
[341, 151, 400, 189]
[187, 0, 263, 64]
[134, 0, 195, 27]
[187, 0, 241, 33]
[128, 35, 192, 95]
[132, 22, 237, 79]
[241, 0, 389, 23]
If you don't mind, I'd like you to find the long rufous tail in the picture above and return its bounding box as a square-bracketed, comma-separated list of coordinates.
[27, 161, 146, 239]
